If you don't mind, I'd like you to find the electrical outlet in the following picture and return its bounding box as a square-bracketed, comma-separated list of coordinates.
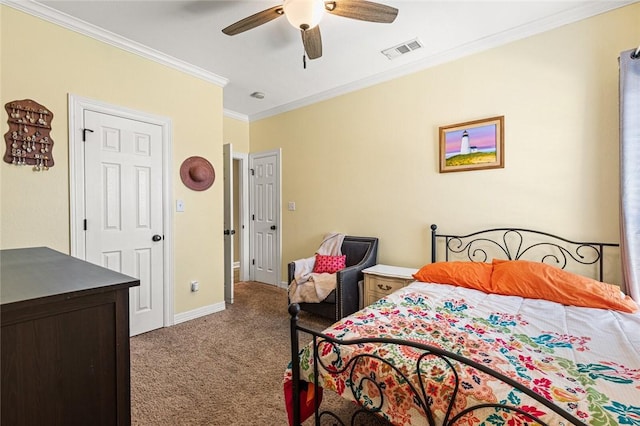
[190, 281, 199, 292]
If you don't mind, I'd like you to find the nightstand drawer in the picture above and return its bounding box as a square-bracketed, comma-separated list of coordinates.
[363, 265, 417, 308]
[368, 275, 409, 294]
[365, 290, 393, 306]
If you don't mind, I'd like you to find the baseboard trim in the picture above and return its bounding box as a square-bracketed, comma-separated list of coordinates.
[173, 302, 225, 325]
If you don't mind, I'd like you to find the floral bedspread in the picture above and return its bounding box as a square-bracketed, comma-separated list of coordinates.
[288, 282, 640, 425]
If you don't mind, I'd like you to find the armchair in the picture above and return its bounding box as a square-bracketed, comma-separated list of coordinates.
[288, 236, 378, 322]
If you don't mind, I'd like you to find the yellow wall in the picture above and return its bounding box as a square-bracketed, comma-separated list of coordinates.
[223, 115, 250, 153]
[223, 115, 250, 262]
[250, 3, 640, 280]
[0, 6, 225, 314]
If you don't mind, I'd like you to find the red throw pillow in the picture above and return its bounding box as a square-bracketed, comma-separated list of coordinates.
[313, 254, 346, 274]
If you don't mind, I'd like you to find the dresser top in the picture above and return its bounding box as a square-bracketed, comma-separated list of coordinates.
[363, 264, 418, 279]
[1, 247, 139, 306]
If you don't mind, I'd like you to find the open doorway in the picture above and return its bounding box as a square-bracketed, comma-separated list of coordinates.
[224, 145, 249, 304]
[232, 155, 249, 282]
[224, 145, 282, 301]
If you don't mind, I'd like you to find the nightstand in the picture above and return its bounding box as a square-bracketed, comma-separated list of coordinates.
[363, 264, 418, 307]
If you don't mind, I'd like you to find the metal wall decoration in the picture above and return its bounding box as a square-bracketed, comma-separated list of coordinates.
[4, 99, 54, 171]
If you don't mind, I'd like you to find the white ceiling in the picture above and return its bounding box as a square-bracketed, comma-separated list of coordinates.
[13, 0, 635, 120]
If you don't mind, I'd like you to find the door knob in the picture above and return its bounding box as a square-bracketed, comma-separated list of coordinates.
[270, 225, 276, 230]
[152, 234, 162, 242]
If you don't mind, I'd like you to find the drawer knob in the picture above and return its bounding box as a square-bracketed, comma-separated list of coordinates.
[377, 284, 392, 291]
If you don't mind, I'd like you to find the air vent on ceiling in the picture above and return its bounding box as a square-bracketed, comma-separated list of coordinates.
[381, 38, 423, 60]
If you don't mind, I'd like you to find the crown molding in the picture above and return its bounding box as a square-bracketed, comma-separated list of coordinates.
[3, 0, 633, 122]
[224, 109, 249, 122]
[248, 0, 635, 122]
[2, 0, 229, 88]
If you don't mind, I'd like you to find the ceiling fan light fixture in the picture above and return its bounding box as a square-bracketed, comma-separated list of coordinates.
[283, 0, 325, 30]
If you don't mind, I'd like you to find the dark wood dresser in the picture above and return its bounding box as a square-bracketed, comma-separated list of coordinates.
[1, 247, 139, 425]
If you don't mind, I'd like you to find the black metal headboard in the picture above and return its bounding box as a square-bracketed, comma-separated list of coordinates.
[430, 224, 619, 283]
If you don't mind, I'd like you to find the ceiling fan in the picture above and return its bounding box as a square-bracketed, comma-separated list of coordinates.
[222, 0, 398, 61]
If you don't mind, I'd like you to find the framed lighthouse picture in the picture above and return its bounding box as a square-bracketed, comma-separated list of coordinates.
[439, 116, 504, 173]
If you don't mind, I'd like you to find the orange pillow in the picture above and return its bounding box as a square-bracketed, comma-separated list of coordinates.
[412, 261, 493, 292]
[490, 259, 638, 313]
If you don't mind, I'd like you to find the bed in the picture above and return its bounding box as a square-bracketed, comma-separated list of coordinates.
[284, 224, 640, 425]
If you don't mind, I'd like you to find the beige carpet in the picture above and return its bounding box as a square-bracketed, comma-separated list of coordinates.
[130, 281, 335, 425]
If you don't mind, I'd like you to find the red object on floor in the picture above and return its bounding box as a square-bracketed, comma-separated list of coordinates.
[284, 379, 324, 425]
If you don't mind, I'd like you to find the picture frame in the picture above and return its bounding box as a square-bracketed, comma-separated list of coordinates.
[439, 116, 504, 173]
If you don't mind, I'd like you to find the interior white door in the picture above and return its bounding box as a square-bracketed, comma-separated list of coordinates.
[223, 143, 234, 304]
[83, 110, 164, 336]
[249, 150, 281, 285]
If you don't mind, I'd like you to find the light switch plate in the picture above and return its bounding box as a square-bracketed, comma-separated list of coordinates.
[176, 200, 185, 212]
[288, 201, 296, 211]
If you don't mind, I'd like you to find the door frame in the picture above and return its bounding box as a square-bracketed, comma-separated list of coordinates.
[223, 144, 234, 304]
[68, 94, 175, 327]
[223, 147, 250, 299]
[234, 151, 250, 282]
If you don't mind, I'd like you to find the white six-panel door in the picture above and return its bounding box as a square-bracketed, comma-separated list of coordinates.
[250, 150, 280, 285]
[83, 110, 164, 336]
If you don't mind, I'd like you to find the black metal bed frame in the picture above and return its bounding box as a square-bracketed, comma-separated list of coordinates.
[288, 224, 620, 426]
[430, 224, 618, 282]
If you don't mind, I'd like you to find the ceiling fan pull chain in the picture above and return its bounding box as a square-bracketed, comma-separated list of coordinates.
[303, 53, 307, 69]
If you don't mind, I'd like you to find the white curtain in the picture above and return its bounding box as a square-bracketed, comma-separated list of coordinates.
[620, 48, 640, 301]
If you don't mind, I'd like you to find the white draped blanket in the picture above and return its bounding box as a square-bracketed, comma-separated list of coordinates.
[288, 233, 346, 303]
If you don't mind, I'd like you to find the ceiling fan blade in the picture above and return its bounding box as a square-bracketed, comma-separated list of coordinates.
[222, 5, 284, 36]
[301, 26, 323, 60]
[325, 0, 398, 23]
